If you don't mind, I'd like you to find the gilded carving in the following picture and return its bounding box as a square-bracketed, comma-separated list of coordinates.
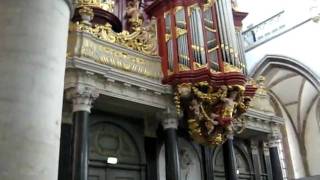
[124, 0, 144, 32]
[224, 62, 242, 73]
[75, 0, 115, 12]
[175, 82, 251, 145]
[69, 19, 158, 56]
[76, 38, 162, 78]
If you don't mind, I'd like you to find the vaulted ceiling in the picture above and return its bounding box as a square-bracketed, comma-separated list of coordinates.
[264, 67, 319, 138]
[250, 56, 320, 139]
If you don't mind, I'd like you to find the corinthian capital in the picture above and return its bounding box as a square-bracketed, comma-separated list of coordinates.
[65, 85, 99, 113]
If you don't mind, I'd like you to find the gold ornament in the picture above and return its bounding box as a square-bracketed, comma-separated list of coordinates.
[174, 82, 251, 145]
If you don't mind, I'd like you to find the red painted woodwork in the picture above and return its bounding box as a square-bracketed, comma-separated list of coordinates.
[146, 0, 255, 98]
[232, 10, 248, 27]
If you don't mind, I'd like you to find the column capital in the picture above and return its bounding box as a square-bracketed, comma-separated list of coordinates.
[268, 123, 282, 147]
[250, 140, 259, 154]
[158, 107, 179, 129]
[162, 118, 178, 129]
[65, 86, 99, 113]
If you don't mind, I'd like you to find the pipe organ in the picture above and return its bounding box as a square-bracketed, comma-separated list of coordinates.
[147, 0, 248, 78]
[146, 0, 256, 145]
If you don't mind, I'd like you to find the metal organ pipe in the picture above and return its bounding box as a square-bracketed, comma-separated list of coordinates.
[221, 0, 235, 66]
[220, 0, 234, 66]
[225, 0, 241, 68]
[236, 30, 247, 74]
[216, 0, 229, 64]
[190, 6, 206, 65]
[184, 35, 189, 66]
[190, 9, 200, 64]
[196, 9, 206, 65]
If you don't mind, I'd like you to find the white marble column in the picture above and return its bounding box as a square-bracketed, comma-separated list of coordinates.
[0, 0, 72, 180]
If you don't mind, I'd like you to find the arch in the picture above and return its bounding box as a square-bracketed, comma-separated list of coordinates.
[250, 54, 320, 90]
[158, 137, 203, 180]
[250, 54, 320, 137]
[249, 54, 320, 177]
[89, 114, 147, 161]
[211, 143, 254, 179]
[89, 120, 142, 163]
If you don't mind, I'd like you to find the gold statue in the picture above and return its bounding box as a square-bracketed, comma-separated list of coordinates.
[125, 0, 144, 32]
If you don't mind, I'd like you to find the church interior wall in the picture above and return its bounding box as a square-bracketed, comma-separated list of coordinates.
[279, 99, 306, 178]
[249, 57, 320, 178]
[245, 20, 320, 77]
[304, 97, 320, 176]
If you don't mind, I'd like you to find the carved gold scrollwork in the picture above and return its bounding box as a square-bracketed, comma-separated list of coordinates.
[76, 0, 115, 12]
[70, 36, 162, 78]
[175, 82, 251, 145]
[224, 62, 242, 73]
[69, 19, 158, 56]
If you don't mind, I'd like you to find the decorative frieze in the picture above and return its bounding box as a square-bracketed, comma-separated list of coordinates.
[68, 33, 162, 79]
[64, 68, 171, 109]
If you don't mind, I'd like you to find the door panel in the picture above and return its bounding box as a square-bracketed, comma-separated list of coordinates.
[106, 168, 141, 180]
[89, 167, 106, 180]
[89, 165, 142, 180]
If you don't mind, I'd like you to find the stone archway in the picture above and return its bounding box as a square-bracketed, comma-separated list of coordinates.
[212, 144, 254, 180]
[88, 114, 146, 180]
[250, 55, 320, 178]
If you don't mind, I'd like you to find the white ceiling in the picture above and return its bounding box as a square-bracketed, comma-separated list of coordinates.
[263, 68, 319, 137]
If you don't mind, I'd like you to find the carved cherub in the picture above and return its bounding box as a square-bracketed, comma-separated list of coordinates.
[219, 88, 240, 132]
[124, 0, 144, 32]
[189, 99, 202, 119]
[222, 91, 237, 117]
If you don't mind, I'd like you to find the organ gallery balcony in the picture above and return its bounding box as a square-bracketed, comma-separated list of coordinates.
[67, 0, 163, 79]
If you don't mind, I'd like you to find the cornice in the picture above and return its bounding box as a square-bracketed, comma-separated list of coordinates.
[66, 58, 171, 95]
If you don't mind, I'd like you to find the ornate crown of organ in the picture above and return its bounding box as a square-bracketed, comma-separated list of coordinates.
[70, 0, 256, 145]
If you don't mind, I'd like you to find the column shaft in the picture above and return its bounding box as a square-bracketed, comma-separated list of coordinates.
[58, 123, 73, 180]
[0, 0, 71, 180]
[164, 128, 181, 180]
[72, 111, 90, 180]
[269, 147, 283, 180]
[223, 138, 238, 180]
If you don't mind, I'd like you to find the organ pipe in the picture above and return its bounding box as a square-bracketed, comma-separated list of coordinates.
[158, 0, 245, 74]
